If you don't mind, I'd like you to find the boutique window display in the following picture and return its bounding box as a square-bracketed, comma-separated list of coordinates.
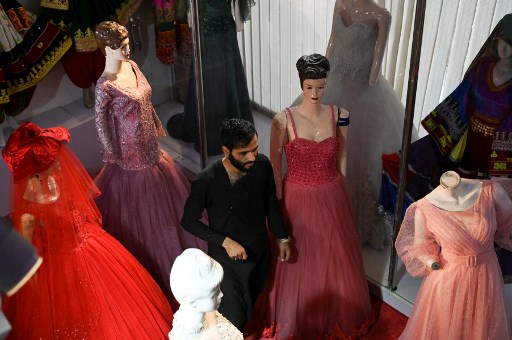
[92, 21, 206, 309]
[169, 248, 243, 340]
[395, 171, 512, 339]
[252, 54, 374, 339]
[1, 122, 173, 339]
[167, 0, 255, 156]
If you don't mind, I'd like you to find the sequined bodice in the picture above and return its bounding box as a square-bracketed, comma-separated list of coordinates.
[200, 0, 235, 34]
[329, 15, 377, 82]
[95, 60, 165, 170]
[284, 137, 341, 186]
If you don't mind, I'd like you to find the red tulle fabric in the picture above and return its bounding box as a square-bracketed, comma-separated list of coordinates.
[2, 145, 173, 339]
[395, 181, 512, 339]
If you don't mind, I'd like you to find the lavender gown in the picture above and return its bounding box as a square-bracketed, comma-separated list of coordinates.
[94, 60, 206, 308]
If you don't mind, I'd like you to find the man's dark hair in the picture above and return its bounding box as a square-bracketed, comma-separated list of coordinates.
[220, 118, 257, 151]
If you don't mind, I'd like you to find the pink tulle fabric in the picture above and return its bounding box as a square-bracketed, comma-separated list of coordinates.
[255, 110, 373, 339]
[2, 146, 173, 339]
[395, 181, 512, 339]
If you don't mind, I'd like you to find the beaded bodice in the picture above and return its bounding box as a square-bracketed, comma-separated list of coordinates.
[329, 15, 377, 83]
[284, 108, 342, 186]
[95, 60, 165, 170]
[200, 0, 235, 34]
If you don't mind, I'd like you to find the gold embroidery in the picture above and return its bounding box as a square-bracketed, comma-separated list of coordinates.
[40, 0, 69, 10]
[4, 37, 72, 99]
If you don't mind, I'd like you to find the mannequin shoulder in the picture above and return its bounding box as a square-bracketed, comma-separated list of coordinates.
[272, 110, 288, 130]
[375, 6, 391, 25]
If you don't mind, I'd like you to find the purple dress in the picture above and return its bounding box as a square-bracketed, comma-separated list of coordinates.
[94, 60, 206, 308]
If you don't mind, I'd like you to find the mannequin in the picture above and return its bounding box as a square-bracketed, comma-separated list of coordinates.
[326, 0, 390, 86]
[167, 0, 254, 156]
[169, 248, 242, 340]
[93, 21, 206, 309]
[317, 0, 408, 248]
[1, 122, 173, 338]
[395, 171, 512, 339]
[40, 0, 142, 108]
[254, 54, 373, 339]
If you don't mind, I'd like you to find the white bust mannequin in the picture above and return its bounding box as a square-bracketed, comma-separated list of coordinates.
[169, 248, 242, 340]
[425, 171, 482, 212]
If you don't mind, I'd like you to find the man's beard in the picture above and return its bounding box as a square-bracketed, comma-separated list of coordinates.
[228, 153, 254, 173]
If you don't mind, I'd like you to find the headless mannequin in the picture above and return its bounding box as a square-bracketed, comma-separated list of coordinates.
[325, 0, 391, 85]
[423, 171, 483, 270]
[493, 37, 512, 87]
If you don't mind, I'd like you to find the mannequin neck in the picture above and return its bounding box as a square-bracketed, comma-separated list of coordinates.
[425, 176, 482, 212]
[174, 306, 206, 330]
[103, 57, 124, 77]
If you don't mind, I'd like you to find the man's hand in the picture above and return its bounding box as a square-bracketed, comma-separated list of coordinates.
[222, 237, 248, 260]
[277, 241, 291, 262]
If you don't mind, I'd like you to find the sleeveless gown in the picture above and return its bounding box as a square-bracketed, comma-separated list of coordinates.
[255, 107, 374, 339]
[323, 15, 406, 248]
[94, 60, 206, 308]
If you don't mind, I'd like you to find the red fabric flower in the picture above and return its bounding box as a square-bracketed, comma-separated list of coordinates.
[2, 121, 70, 182]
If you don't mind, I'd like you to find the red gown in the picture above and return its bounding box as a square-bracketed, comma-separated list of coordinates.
[2, 143, 173, 339]
[255, 107, 374, 339]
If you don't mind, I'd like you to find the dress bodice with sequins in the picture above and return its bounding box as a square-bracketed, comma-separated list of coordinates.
[329, 15, 377, 83]
[95, 60, 165, 170]
[284, 108, 342, 186]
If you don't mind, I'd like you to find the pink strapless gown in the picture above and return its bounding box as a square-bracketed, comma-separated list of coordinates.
[255, 128, 374, 338]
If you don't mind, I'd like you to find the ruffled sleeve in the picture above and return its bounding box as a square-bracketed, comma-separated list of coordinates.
[94, 81, 115, 163]
[395, 202, 441, 277]
[492, 181, 512, 251]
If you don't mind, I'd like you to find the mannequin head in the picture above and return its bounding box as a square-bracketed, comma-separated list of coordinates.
[296, 53, 330, 89]
[170, 249, 224, 313]
[95, 21, 130, 58]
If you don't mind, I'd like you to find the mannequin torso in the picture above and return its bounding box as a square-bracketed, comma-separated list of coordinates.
[327, 0, 390, 85]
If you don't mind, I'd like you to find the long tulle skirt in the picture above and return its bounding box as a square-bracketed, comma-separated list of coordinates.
[3, 228, 172, 339]
[256, 175, 374, 339]
[94, 150, 207, 308]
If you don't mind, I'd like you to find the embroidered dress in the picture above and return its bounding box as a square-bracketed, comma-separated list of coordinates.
[422, 57, 512, 178]
[167, 0, 254, 156]
[94, 60, 206, 309]
[396, 181, 512, 339]
[0, 0, 71, 120]
[255, 107, 373, 339]
[300, 14, 406, 248]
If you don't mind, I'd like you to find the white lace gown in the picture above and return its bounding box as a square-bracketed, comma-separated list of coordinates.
[323, 15, 405, 248]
